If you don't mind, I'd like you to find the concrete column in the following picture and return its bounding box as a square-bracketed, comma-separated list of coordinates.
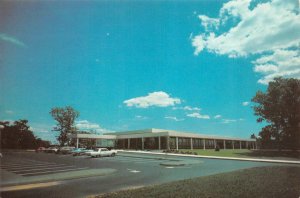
[203, 139, 206, 150]
[190, 138, 193, 150]
[167, 136, 170, 150]
[214, 139, 216, 149]
[76, 138, 79, 148]
[176, 137, 179, 150]
[142, 137, 144, 150]
[223, 140, 226, 149]
[240, 141, 242, 149]
[232, 140, 234, 150]
[128, 139, 130, 149]
[158, 136, 161, 150]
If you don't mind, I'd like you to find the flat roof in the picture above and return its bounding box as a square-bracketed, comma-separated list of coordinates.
[74, 128, 255, 142]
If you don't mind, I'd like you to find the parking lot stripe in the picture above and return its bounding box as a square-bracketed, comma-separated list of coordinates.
[0, 163, 58, 168]
[2, 164, 70, 171]
[0, 181, 61, 192]
[1, 161, 57, 166]
[19, 167, 88, 176]
[11, 165, 76, 173]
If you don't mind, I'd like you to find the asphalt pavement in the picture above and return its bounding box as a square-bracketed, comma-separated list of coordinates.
[0, 150, 278, 198]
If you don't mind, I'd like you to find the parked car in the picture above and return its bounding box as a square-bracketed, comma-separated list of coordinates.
[36, 147, 46, 152]
[57, 146, 75, 154]
[80, 149, 94, 156]
[45, 147, 59, 153]
[88, 148, 117, 158]
[71, 148, 87, 156]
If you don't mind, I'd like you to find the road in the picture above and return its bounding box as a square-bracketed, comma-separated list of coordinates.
[1, 151, 274, 198]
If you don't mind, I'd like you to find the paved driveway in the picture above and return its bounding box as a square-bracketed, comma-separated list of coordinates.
[1, 151, 276, 198]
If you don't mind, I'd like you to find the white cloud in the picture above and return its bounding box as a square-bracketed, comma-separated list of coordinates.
[253, 49, 300, 84]
[242, 101, 250, 106]
[30, 127, 49, 133]
[214, 115, 222, 119]
[0, 33, 26, 47]
[135, 115, 148, 120]
[222, 119, 237, 124]
[187, 112, 210, 119]
[124, 91, 181, 108]
[198, 15, 220, 31]
[192, 0, 300, 84]
[165, 116, 185, 122]
[75, 120, 112, 134]
[5, 110, 14, 115]
[172, 106, 201, 111]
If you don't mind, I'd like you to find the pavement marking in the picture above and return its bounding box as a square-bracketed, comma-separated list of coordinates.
[0, 162, 54, 166]
[19, 167, 89, 176]
[1, 164, 69, 170]
[1, 161, 57, 166]
[165, 167, 175, 169]
[0, 163, 59, 168]
[130, 170, 141, 173]
[10, 165, 76, 173]
[127, 168, 141, 173]
[0, 181, 61, 192]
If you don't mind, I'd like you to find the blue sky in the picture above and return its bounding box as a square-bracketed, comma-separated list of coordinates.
[1, 0, 299, 143]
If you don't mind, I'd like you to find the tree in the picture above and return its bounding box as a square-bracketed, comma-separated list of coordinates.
[50, 106, 79, 146]
[0, 119, 40, 149]
[250, 134, 256, 139]
[252, 77, 300, 150]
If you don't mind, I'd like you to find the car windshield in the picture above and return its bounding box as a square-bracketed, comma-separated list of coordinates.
[93, 148, 98, 151]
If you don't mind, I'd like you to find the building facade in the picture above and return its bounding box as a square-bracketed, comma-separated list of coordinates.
[69, 128, 257, 150]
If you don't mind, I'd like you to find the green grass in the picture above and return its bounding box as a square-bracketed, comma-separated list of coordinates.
[95, 166, 300, 198]
[180, 149, 300, 160]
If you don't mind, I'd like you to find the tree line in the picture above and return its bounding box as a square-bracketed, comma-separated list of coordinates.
[0, 120, 50, 149]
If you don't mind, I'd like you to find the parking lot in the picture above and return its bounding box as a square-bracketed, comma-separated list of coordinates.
[1, 150, 276, 198]
[1, 159, 88, 177]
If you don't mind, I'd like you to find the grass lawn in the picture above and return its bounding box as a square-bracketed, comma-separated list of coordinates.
[94, 166, 300, 198]
[180, 149, 300, 160]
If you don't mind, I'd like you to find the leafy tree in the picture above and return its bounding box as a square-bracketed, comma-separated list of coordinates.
[36, 138, 51, 148]
[0, 120, 40, 149]
[50, 106, 79, 146]
[250, 134, 256, 139]
[252, 78, 300, 150]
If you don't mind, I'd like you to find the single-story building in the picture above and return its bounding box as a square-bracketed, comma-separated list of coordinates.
[68, 128, 257, 150]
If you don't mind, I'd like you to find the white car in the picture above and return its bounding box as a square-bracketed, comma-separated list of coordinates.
[88, 148, 117, 158]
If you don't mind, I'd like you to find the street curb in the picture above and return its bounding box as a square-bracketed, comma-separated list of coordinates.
[120, 150, 300, 165]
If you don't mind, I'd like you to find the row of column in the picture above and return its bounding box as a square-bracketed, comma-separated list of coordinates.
[174, 137, 256, 150]
[76, 136, 257, 150]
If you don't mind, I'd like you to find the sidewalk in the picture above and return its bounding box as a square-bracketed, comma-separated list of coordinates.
[119, 150, 300, 165]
